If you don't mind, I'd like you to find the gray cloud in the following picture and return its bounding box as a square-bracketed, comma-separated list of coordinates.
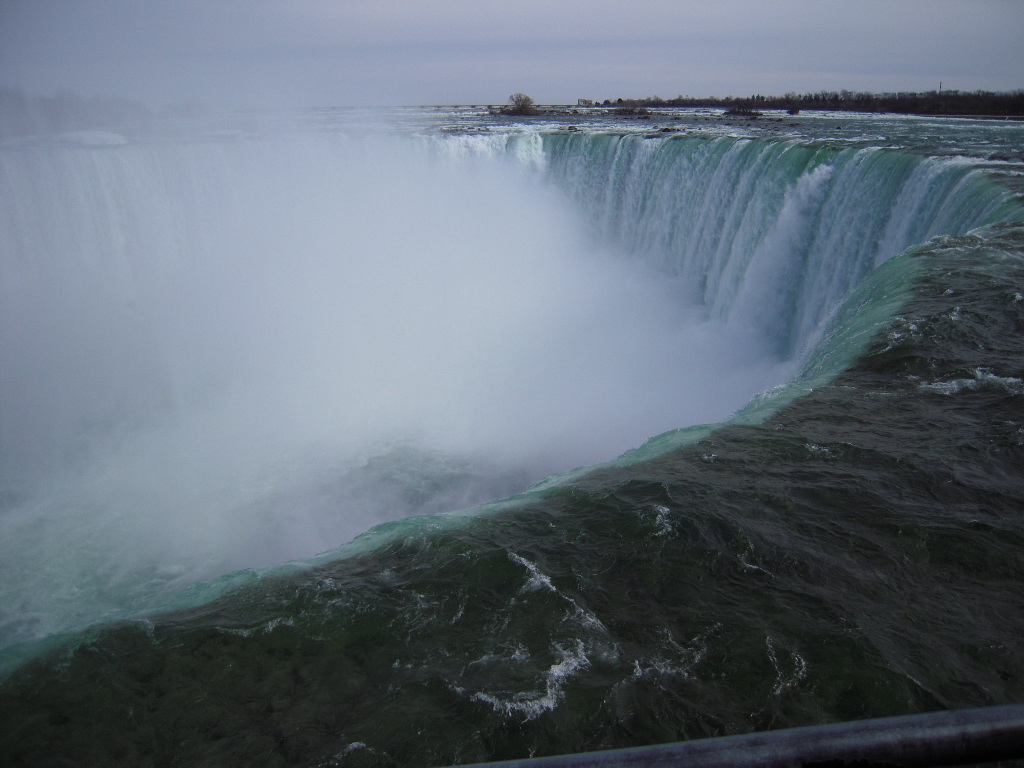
[1, 0, 1021, 109]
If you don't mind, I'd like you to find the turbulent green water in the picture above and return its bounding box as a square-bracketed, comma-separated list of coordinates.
[1, 108, 1023, 767]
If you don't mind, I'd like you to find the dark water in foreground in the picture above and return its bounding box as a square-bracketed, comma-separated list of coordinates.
[2, 223, 1023, 765]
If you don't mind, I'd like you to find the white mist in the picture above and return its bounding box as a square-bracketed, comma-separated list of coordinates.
[0, 125, 789, 648]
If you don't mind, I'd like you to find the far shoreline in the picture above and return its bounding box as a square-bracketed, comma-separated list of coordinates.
[482, 88, 1024, 120]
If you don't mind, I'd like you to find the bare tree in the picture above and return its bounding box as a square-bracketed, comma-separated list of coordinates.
[505, 93, 540, 116]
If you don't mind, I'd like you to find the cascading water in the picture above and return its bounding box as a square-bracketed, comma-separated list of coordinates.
[0, 119, 1017, 657]
[2, 110, 1023, 768]
[540, 133, 1014, 355]
[0, 128, 782, 649]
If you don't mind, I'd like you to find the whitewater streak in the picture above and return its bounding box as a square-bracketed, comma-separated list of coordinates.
[537, 133, 1015, 355]
[0, 119, 1016, 653]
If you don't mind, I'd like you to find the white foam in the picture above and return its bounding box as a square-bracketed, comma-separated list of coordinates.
[508, 552, 556, 594]
[919, 368, 1024, 396]
[468, 640, 590, 722]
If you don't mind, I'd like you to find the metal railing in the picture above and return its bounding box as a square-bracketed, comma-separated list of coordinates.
[449, 704, 1024, 767]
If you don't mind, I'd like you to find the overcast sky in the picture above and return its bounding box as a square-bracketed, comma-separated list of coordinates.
[1, 0, 1021, 110]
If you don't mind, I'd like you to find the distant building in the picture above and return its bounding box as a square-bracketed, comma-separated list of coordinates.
[577, 98, 594, 106]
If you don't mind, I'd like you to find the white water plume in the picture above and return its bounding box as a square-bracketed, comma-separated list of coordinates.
[0, 127, 788, 647]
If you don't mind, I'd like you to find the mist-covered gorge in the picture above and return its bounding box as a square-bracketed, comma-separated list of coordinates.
[0, 115, 1019, 658]
[3, 109, 1024, 768]
[0, 126, 786, 649]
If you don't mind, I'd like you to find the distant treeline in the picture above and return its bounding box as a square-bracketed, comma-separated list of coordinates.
[605, 89, 1024, 117]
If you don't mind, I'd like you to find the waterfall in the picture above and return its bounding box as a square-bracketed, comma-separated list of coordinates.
[541, 133, 1013, 355]
[0, 123, 1015, 652]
